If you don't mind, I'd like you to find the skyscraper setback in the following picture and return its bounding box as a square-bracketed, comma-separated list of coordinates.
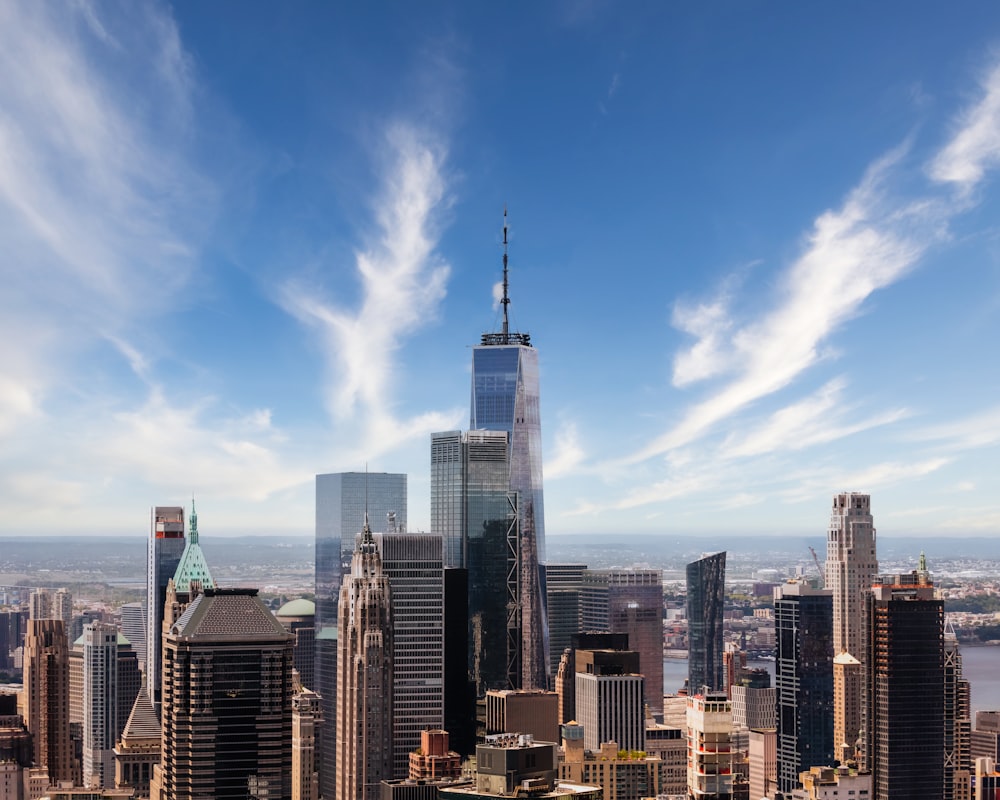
[468, 210, 548, 689]
[826, 492, 877, 756]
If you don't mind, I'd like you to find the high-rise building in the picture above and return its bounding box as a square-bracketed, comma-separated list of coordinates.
[469, 213, 548, 689]
[774, 582, 834, 794]
[861, 571, 944, 800]
[574, 649, 645, 753]
[276, 598, 317, 692]
[730, 670, 775, 731]
[118, 603, 146, 672]
[371, 532, 444, 779]
[686, 690, 734, 800]
[83, 622, 141, 788]
[826, 492, 877, 757]
[832, 652, 862, 763]
[945, 622, 972, 800]
[113, 684, 161, 797]
[972, 712, 1000, 763]
[748, 728, 777, 800]
[687, 552, 726, 694]
[155, 588, 294, 800]
[24, 618, 75, 783]
[443, 567, 476, 757]
[292, 689, 322, 800]
[485, 689, 559, 743]
[432, 429, 519, 695]
[560, 731, 668, 800]
[146, 506, 185, 710]
[545, 564, 586, 676]
[336, 517, 394, 800]
[315, 471, 406, 798]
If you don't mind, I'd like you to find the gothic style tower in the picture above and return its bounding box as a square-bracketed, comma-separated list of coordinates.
[826, 492, 877, 758]
[469, 209, 548, 689]
[335, 515, 393, 800]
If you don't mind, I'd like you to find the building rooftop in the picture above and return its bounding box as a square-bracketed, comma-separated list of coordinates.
[171, 589, 292, 642]
[276, 598, 315, 618]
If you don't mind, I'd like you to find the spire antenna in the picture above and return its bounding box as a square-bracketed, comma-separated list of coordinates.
[502, 206, 510, 340]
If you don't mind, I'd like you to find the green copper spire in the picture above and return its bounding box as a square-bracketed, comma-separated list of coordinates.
[172, 500, 214, 592]
[919, 550, 927, 573]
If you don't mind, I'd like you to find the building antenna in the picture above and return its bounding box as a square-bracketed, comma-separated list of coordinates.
[501, 206, 510, 341]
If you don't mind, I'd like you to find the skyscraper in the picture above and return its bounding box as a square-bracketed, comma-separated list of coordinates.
[119, 602, 147, 672]
[944, 623, 972, 800]
[336, 517, 393, 800]
[431, 429, 517, 695]
[155, 588, 294, 800]
[544, 564, 586, 675]
[861, 571, 944, 800]
[687, 552, 726, 694]
[774, 582, 834, 794]
[468, 211, 548, 689]
[575, 649, 645, 752]
[686, 690, 734, 800]
[826, 492, 877, 756]
[83, 622, 140, 788]
[293, 689, 322, 800]
[24, 618, 75, 783]
[146, 506, 185, 709]
[371, 532, 444, 779]
[315, 471, 405, 798]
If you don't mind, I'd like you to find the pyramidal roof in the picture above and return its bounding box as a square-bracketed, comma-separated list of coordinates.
[171, 589, 291, 642]
[172, 499, 215, 593]
[121, 681, 161, 743]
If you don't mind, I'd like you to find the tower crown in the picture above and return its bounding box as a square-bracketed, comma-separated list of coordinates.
[481, 208, 531, 347]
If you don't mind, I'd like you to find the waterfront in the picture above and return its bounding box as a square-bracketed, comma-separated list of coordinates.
[664, 644, 1000, 714]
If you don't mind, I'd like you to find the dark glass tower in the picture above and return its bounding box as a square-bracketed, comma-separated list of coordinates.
[774, 582, 834, 794]
[686, 551, 726, 694]
[468, 211, 548, 689]
[146, 506, 185, 710]
[861, 571, 944, 800]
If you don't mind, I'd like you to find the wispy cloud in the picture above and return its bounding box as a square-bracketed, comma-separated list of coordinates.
[281, 123, 461, 460]
[546, 420, 586, 479]
[608, 54, 1000, 518]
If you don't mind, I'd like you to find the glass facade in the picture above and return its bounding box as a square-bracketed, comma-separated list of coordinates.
[471, 343, 549, 688]
[686, 551, 726, 694]
[774, 584, 834, 794]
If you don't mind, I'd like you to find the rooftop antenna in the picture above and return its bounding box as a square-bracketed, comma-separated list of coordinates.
[501, 206, 510, 341]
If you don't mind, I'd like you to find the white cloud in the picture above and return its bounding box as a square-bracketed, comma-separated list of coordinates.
[281, 123, 461, 460]
[929, 61, 1000, 190]
[719, 378, 908, 460]
[907, 406, 1000, 450]
[546, 421, 586, 479]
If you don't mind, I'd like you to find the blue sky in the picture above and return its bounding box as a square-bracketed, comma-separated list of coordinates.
[2, 2, 1000, 540]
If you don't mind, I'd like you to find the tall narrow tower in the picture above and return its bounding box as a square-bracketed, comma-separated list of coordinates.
[23, 619, 75, 783]
[469, 210, 548, 689]
[826, 492, 877, 756]
[686, 552, 726, 694]
[335, 516, 393, 800]
[146, 506, 185, 709]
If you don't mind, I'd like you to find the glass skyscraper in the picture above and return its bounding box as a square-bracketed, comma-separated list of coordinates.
[686, 551, 726, 694]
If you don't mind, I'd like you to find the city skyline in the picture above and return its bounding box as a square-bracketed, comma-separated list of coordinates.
[2, 4, 1000, 539]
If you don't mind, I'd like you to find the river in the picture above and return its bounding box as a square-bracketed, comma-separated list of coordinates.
[664, 644, 1000, 714]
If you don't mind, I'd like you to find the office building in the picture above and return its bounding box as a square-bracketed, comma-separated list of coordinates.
[485, 689, 558, 743]
[972, 712, 1000, 763]
[545, 564, 586, 676]
[371, 532, 444, 779]
[774, 582, 834, 794]
[443, 567, 475, 757]
[438, 735, 600, 800]
[975, 757, 1000, 800]
[555, 632, 628, 727]
[154, 588, 294, 800]
[431, 429, 517, 696]
[796, 765, 874, 799]
[861, 571, 943, 800]
[24, 619, 75, 783]
[146, 506, 185, 709]
[113, 684, 161, 797]
[315, 471, 407, 615]
[560, 728, 668, 800]
[293, 689, 322, 800]
[748, 728, 777, 800]
[276, 598, 316, 692]
[687, 690, 734, 800]
[82, 623, 141, 789]
[826, 492, 877, 755]
[468, 213, 548, 689]
[408, 729, 462, 781]
[832, 652, 862, 763]
[336, 517, 394, 800]
[316, 472, 405, 797]
[730, 670, 775, 731]
[118, 603, 146, 673]
[945, 621, 972, 800]
[575, 649, 645, 753]
[687, 552, 726, 694]
[644, 721, 687, 796]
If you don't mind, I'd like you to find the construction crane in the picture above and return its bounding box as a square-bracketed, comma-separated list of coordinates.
[809, 546, 824, 585]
